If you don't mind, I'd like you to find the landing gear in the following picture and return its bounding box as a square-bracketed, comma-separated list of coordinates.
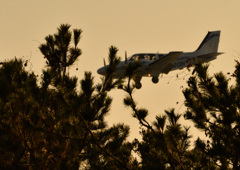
[135, 82, 142, 89]
[118, 85, 123, 89]
[152, 77, 159, 84]
[134, 76, 142, 89]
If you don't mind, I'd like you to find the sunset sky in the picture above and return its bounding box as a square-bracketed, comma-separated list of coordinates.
[1, 1, 240, 141]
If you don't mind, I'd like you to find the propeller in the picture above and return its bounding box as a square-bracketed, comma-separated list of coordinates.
[155, 51, 159, 60]
[125, 51, 128, 64]
[103, 58, 106, 67]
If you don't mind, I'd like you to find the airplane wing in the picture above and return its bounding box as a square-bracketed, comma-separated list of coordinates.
[148, 51, 183, 74]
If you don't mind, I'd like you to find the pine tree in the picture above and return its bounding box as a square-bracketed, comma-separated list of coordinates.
[122, 65, 192, 169]
[3, 23, 240, 169]
[0, 24, 135, 169]
[183, 62, 240, 169]
[39, 24, 82, 81]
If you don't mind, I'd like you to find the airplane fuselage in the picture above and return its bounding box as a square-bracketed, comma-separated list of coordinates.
[102, 51, 217, 78]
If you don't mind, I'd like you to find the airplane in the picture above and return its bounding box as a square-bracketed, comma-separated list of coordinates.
[97, 31, 222, 89]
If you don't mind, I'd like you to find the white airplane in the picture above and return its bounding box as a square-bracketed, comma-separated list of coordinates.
[97, 31, 222, 89]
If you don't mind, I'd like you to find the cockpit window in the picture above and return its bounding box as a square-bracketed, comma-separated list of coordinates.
[130, 54, 160, 61]
[130, 55, 142, 61]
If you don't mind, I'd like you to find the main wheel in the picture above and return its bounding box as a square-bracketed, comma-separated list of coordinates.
[117, 85, 123, 89]
[135, 82, 142, 89]
[152, 77, 159, 84]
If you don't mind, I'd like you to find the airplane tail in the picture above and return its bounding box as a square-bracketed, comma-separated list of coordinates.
[195, 31, 221, 55]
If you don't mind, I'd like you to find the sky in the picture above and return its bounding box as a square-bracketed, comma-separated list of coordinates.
[1, 1, 240, 141]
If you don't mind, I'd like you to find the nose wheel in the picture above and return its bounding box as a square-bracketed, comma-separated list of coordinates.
[134, 76, 142, 89]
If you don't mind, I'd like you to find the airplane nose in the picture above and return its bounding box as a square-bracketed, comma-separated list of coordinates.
[97, 67, 105, 75]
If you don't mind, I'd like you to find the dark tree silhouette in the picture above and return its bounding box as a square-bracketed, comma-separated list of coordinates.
[121, 64, 193, 169]
[1, 23, 240, 169]
[39, 24, 82, 81]
[0, 24, 136, 169]
[183, 62, 240, 169]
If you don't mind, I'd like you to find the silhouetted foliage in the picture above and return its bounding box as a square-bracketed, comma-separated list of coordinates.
[122, 67, 192, 169]
[121, 60, 240, 169]
[39, 24, 82, 84]
[0, 24, 136, 169]
[1, 23, 240, 169]
[183, 62, 240, 169]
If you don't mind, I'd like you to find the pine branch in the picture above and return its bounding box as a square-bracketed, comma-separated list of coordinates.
[78, 110, 129, 169]
[123, 77, 185, 169]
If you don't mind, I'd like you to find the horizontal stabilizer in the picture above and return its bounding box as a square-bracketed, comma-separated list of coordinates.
[197, 52, 223, 62]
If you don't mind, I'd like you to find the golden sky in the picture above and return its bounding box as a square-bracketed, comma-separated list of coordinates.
[1, 1, 240, 141]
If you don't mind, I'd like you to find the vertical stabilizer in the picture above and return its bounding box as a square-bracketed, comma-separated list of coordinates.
[195, 31, 220, 55]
